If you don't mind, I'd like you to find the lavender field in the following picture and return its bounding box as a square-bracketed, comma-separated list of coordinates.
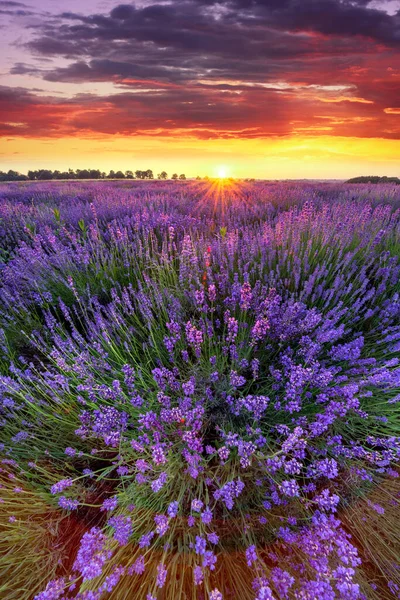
[1, 179, 400, 600]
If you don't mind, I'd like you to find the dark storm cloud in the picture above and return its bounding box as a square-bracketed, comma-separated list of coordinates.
[26, 1, 400, 60]
[19, 0, 398, 90]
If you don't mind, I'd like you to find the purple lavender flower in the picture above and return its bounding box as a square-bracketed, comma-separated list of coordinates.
[5, 183, 400, 600]
[201, 506, 213, 524]
[194, 565, 204, 585]
[255, 586, 276, 600]
[207, 532, 219, 544]
[251, 317, 270, 342]
[167, 501, 179, 518]
[230, 370, 246, 388]
[203, 550, 217, 570]
[185, 321, 203, 356]
[128, 555, 145, 575]
[50, 478, 73, 495]
[154, 514, 169, 536]
[34, 579, 65, 600]
[58, 496, 79, 510]
[156, 563, 167, 588]
[64, 447, 76, 456]
[245, 545, 257, 567]
[280, 479, 300, 497]
[191, 498, 204, 512]
[99, 566, 125, 593]
[151, 443, 167, 465]
[139, 531, 155, 548]
[73, 527, 112, 581]
[151, 471, 168, 493]
[315, 489, 340, 512]
[240, 282, 252, 310]
[101, 496, 118, 512]
[195, 536, 207, 555]
[108, 515, 132, 546]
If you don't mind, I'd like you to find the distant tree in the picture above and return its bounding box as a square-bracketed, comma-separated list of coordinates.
[76, 169, 91, 179]
[37, 170, 54, 180]
[0, 170, 28, 181]
[179, 174, 186, 180]
[346, 176, 400, 184]
[0, 166, 172, 181]
[195, 175, 201, 180]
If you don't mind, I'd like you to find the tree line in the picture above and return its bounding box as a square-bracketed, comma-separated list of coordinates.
[0, 169, 190, 182]
[346, 176, 400, 184]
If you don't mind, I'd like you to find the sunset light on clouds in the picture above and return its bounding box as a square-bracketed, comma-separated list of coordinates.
[0, 0, 399, 177]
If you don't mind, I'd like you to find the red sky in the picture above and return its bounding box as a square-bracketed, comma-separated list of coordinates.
[0, 0, 399, 178]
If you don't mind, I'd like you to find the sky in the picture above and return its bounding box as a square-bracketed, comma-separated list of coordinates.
[0, 0, 399, 178]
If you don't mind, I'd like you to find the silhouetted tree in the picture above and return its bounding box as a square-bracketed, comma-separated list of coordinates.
[346, 176, 400, 184]
[0, 166, 200, 182]
[38, 170, 54, 180]
[76, 169, 91, 179]
[0, 170, 28, 181]
[89, 169, 102, 179]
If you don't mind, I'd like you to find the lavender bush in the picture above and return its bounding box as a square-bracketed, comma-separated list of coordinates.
[0, 180, 399, 600]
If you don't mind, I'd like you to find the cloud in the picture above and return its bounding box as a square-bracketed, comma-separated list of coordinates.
[1, 79, 399, 141]
[2, 0, 399, 142]
[0, 1, 29, 6]
[27, 1, 400, 61]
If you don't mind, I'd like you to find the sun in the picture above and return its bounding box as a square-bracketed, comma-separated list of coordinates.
[217, 166, 228, 179]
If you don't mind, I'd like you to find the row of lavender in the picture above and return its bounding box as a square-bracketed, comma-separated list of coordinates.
[0, 180, 400, 600]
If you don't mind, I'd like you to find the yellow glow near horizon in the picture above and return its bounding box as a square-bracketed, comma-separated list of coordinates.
[217, 166, 228, 179]
[2, 135, 400, 179]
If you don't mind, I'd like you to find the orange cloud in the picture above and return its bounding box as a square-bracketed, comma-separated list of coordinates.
[384, 108, 400, 114]
[317, 96, 374, 104]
